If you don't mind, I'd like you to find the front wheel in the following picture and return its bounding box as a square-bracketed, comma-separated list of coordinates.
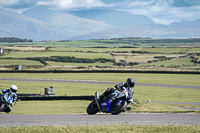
[110, 100, 127, 115]
[86, 100, 99, 115]
[0, 102, 5, 112]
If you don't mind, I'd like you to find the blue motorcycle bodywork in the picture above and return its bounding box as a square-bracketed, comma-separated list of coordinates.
[0, 92, 13, 112]
[100, 99, 125, 112]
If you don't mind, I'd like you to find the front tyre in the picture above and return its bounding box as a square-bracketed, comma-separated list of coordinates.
[110, 100, 127, 115]
[86, 100, 99, 115]
[0, 102, 5, 112]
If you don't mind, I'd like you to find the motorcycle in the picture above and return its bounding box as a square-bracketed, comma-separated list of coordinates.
[0, 92, 14, 112]
[86, 87, 133, 115]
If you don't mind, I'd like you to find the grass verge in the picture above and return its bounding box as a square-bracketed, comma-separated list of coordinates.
[1, 125, 200, 133]
[4, 100, 197, 115]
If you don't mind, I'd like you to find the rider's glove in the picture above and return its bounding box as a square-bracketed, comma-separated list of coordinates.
[11, 103, 14, 107]
[0, 91, 2, 95]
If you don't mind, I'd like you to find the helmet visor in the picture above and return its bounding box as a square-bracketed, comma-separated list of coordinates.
[11, 88, 17, 93]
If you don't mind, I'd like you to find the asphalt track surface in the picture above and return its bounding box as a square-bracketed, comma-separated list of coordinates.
[0, 113, 200, 127]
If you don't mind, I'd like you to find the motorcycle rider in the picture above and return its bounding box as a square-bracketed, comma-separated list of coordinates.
[0, 85, 18, 113]
[98, 78, 135, 102]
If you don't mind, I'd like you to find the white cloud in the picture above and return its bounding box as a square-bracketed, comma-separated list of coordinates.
[36, 0, 113, 10]
[0, 0, 20, 6]
[0, 0, 200, 24]
[121, 0, 200, 24]
[128, 0, 155, 7]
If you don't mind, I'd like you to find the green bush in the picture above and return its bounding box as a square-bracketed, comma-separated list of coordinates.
[154, 56, 167, 59]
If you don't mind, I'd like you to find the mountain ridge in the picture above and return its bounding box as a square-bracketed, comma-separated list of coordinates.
[0, 8, 199, 41]
[0, 9, 69, 41]
[66, 9, 155, 28]
[22, 8, 116, 35]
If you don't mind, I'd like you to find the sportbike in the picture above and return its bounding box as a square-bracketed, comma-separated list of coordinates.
[87, 87, 133, 115]
[0, 92, 14, 112]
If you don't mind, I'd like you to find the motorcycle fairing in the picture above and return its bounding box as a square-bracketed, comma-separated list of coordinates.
[101, 99, 113, 112]
[0, 93, 13, 104]
[100, 99, 125, 112]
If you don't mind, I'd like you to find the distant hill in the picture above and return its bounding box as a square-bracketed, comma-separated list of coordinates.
[69, 25, 200, 40]
[0, 9, 68, 41]
[66, 10, 155, 28]
[169, 19, 200, 28]
[22, 8, 116, 35]
[0, 8, 200, 41]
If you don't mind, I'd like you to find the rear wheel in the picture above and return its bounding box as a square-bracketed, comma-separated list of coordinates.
[86, 100, 99, 115]
[110, 100, 127, 115]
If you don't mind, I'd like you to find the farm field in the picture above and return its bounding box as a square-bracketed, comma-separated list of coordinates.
[1, 38, 200, 47]
[139, 56, 198, 67]
[113, 53, 187, 63]
[46, 61, 114, 68]
[0, 51, 112, 59]
[140, 47, 189, 53]
[0, 59, 44, 66]
[0, 38, 200, 71]
[50, 47, 139, 53]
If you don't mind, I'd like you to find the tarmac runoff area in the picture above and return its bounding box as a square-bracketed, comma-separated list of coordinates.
[0, 113, 200, 127]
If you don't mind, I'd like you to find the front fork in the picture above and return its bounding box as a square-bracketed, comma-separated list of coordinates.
[95, 91, 101, 111]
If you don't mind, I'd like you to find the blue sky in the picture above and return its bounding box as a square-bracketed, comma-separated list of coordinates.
[0, 0, 200, 24]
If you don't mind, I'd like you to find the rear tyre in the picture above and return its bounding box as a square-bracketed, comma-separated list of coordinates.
[86, 100, 99, 115]
[110, 100, 127, 115]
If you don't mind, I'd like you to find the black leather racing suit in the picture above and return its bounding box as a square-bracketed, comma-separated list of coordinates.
[99, 82, 133, 101]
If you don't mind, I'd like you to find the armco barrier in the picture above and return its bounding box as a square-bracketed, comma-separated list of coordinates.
[18, 96, 95, 101]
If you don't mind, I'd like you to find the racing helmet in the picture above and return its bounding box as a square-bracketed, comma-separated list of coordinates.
[9, 85, 18, 93]
[126, 78, 135, 87]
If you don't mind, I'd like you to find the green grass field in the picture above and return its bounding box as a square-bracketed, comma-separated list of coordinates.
[113, 53, 186, 63]
[188, 47, 200, 53]
[8, 100, 191, 115]
[1, 51, 113, 59]
[140, 57, 195, 67]
[1, 80, 199, 103]
[47, 61, 114, 68]
[50, 47, 139, 53]
[1, 125, 199, 133]
[1, 43, 199, 71]
[4, 46, 46, 51]
[1, 39, 200, 131]
[0, 73, 199, 115]
[0, 59, 44, 66]
[140, 47, 189, 53]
